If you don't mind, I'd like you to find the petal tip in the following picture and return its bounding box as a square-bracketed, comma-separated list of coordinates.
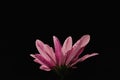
[30, 54, 35, 58]
[53, 36, 57, 39]
[35, 39, 40, 44]
[84, 34, 90, 38]
[68, 36, 72, 39]
[94, 53, 99, 55]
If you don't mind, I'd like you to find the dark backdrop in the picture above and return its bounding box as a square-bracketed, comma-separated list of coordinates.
[1, 5, 119, 80]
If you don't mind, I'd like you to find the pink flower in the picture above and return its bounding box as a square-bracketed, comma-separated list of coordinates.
[30, 34, 98, 71]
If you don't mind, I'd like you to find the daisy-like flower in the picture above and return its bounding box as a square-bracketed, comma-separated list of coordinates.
[30, 34, 98, 77]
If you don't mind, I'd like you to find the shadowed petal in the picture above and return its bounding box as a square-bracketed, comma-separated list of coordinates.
[40, 65, 51, 71]
[53, 36, 63, 66]
[70, 53, 99, 67]
[65, 35, 90, 65]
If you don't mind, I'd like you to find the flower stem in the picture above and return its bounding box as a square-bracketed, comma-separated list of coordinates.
[53, 65, 71, 80]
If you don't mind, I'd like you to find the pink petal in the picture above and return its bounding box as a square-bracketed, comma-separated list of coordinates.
[70, 53, 99, 67]
[30, 54, 36, 58]
[65, 35, 90, 65]
[35, 54, 55, 68]
[30, 54, 45, 65]
[53, 36, 63, 66]
[35, 40, 51, 62]
[61, 36, 72, 65]
[62, 36, 72, 55]
[30, 54, 54, 69]
[40, 65, 51, 71]
[73, 35, 90, 48]
[69, 47, 84, 64]
[34, 59, 43, 64]
[44, 44, 56, 64]
[64, 48, 73, 65]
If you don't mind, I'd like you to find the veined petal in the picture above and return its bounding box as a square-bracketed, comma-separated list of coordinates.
[65, 35, 90, 65]
[40, 65, 51, 71]
[70, 53, 99, 67]
[53, 36, 63, 66]
[62, 36, 72, 55]
[35, 40, 51, 61]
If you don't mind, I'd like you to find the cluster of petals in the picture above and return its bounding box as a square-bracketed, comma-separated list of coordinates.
[30, 35, 98, 71]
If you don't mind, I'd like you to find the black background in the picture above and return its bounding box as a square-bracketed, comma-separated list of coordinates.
[1, 3, 119, 80]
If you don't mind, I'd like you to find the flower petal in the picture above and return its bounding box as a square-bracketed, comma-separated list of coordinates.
[35, 54, 55, 68]
[35, 39, 51, 61]
[53, 36, 63, 66]
[30, 54, 36, 58]
[62, 36, 72, 55]
[30, 54, 48, 66]
[70, 53, 99, 67]
[65, 35, 90, 65]
[44, 44, 56, 64]
[34, 59, 43, 65]
[69, 47, 84, 64]
[40, 65, 51, 71]
[73, 34, 90, 48]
